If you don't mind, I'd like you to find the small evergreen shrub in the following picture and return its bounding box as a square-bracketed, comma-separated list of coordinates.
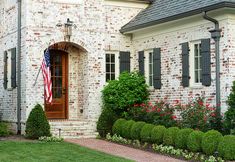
[201, 130, 222, 155]
[130, 121, 146, 140]
[25, 104, 51, 139]
[122, 120, 135, 139]
[97, 108, 118, 137]
[218, 135, 235, 160]
[187, 130, 204, 152]
[151, 125, 166, 144]
[224, 81, 235, 135]
[0, 122, 10, 137]
[112, 118, 127, 136]
[163, 127, 180, 146]
[140, 124, 155, 142]
[175, 128, 193, 149]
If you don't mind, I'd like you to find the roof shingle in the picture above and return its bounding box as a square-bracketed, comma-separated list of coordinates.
[120, 0, 235, 33]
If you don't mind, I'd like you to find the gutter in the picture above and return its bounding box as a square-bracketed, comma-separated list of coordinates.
[202, 12, 222, 118]
[17, 0, 22, 134]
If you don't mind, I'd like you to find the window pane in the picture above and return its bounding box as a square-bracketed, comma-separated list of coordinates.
[195, 71, 199, 83]
[53, 88, 62, 98]
[111, 64, 115, 73]
[149, 52, 153, 63]
[199, 69, 202, 83]
[111, 54, 115, 63]
[54, 55, 62, 64]
[106, 74, 110, 82]
[106, 64, 110, 72]
[194, 44, 198, 57]
[195, 57, 199, 70]
[111, 74, 115, 80]
[149, 76, 153, 86]
[106, 54, 110, 62]
[149, 64, 153, 74]
[55, 66, 62, 76]
[55, 77, 62, 87]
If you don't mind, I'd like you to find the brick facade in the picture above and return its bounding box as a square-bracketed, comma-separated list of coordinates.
[0, 1, 234, 137]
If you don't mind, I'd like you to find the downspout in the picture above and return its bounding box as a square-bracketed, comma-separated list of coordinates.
[17, 0, 22, 134]
[203, 12, 222, 117]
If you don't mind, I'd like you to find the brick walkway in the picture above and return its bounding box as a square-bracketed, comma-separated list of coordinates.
[65, 139, 185, 162]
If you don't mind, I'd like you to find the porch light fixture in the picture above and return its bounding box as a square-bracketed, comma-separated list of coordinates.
[56, 18, 76, 42]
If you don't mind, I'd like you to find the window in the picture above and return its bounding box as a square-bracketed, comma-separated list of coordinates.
[145, 50, 154, 87]
[190, 41, 202, 86]
[3, 48, 16, 89]
[105, 52, 119, 82]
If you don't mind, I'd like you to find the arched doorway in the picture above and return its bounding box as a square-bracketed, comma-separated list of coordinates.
[45, 49, 68, 119]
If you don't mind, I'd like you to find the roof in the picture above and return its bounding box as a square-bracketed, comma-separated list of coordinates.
[120, 0, 235, 33]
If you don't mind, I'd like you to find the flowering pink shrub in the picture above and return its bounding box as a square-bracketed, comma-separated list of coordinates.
[126, 100, 177, 127]
[176, 97, 217, 131]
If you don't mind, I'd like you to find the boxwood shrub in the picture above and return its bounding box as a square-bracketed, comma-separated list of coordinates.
[97, 107, 118, 137]
[0, 122, 10, 137]
[122, 120, 135, 139]
[201, 130, 222, 155]
[130, 121, 146, 140]
[218, 135, 235, 160]
[187, 130, 204, 152]
[151, 125, 166, 144]
[175, 128, 193, 149]
[163, 127, 180, 146]
[140, 124, 155, 142]
[25, 104, 51, 139]
[112, 118, 127, 136]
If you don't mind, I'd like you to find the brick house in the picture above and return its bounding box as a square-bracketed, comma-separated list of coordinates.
[0, 0, 235, 138]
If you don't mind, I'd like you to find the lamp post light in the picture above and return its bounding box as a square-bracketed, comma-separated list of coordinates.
[56, 18, 76, 42]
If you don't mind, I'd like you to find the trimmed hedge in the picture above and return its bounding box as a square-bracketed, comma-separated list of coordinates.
[122, 120, 135, 139]
[0, 122, 10, 137]
[130, 121, 146, 140]
[201, 130, 223, 155]
[218, 135, 235, 160]
[151, 125, 166, 144]
[187, 130, 204, 152]
[163, 127, 180, 146]
[112, 118, 127, 136]
[97, 108, 118, 137]
[140, 124, 155, 142]
[25, 104, 51, 139]
[175, 128, 193, 149]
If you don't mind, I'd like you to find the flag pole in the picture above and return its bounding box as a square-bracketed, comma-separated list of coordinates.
[33, 43, 51, 87]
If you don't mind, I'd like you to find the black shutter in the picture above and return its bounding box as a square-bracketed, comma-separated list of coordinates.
[3, 51, 8, 89]
[119, 51, 130, 73]
[201, 39, 211, 86]
[153, 48, 161, 89]
[138, 51, 144, 76]
[182, 42, 190, 87]
[11, 48, 17, 88]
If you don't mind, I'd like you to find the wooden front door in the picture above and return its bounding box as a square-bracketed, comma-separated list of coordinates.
[45, 49, 68, 119]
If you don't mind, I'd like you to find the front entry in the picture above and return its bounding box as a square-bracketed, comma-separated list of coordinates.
[45, 49, 68, 119]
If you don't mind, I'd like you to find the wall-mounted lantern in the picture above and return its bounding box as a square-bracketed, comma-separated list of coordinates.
[56, 18, 76, 42]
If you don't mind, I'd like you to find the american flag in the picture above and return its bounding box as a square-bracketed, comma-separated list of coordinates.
[41, 49, 52, 103]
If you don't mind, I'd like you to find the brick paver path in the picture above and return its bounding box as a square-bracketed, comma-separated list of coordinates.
[65, 139, 185, 162]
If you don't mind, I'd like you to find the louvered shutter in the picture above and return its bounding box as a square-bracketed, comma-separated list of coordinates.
[201, 39, 211, 86]
[11, 48, 17, 88]
[182, 42, 190, 87]
[138, 51, 144, 76]
[153, 48, 161, 89]
[3, 51, 7, 89]
[119, 51, 130, 73]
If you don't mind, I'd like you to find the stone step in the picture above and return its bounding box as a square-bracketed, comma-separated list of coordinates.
[49, 120, 97, 139]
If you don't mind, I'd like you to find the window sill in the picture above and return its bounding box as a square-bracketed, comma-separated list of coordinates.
[190, 84, 203, 89]
[148, 86, 155, 92]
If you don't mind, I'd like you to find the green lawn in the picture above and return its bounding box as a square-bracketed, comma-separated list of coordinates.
[0, 141, 133, 162]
